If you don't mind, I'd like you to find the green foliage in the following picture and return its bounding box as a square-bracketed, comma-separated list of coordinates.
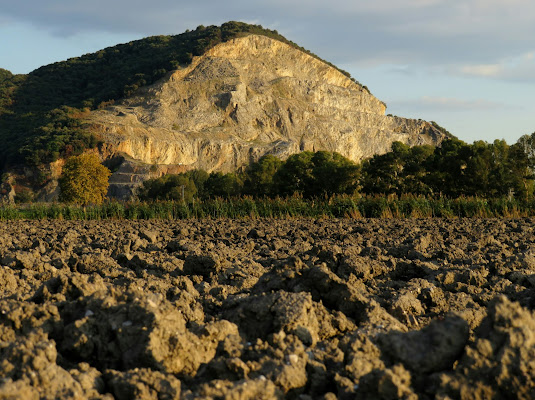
[20, 106, 99, 166]
[0, 69, 25, 116]
[516, 132, 535, 172]
[272, 151, 360, 197]
[309, 151, 360, 197]
[137, 170, 208, 202]
[243, 154, 283, 196]
[361, 139, 534, 200]
[136, 150, 359, 201]
[187, 169, 210, 198]
[204, 172, 244, 198]
[140, 168, 247, 201]
[59, 153, 111, 205]
[274, 151, 315, 196]
[138, 174, 196, 202]
[361, 142, 433, 195]
[0, 69, 13, 82]
[14, 187, 34, 204]
[1, 195, 535, 220]
[429, 139, 532, 198]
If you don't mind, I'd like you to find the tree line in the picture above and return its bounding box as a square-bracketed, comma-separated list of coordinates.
[138, 151, 360, 202]
[361, 137, 533, 199]
[137, 132, 535, 202]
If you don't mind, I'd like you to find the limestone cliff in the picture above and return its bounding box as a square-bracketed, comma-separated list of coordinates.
[86, 35, 446, 197]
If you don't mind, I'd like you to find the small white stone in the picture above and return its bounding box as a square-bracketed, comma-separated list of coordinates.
[288, 354, 299, 365]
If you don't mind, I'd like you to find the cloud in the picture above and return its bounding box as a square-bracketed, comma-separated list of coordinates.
[1, 1, 274, 36]
[387, 65, 415, 75]
[448, 51, 535, 82]
[2, 0, 535, 67]
[390, 96, 508, 112]
[459, 64, 503, 78]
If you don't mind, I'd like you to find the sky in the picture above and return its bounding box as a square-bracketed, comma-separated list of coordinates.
[1, 0, 534, 144]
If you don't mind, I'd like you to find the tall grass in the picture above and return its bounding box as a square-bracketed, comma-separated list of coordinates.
[0, 195, 533, 220]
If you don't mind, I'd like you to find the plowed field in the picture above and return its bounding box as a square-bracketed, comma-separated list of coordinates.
[1, 219, 534, 399]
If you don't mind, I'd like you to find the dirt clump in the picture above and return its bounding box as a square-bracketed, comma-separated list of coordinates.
[1, 218, 535, 398]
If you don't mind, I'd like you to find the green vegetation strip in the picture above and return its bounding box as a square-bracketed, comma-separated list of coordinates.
[1, 195, 533, 220]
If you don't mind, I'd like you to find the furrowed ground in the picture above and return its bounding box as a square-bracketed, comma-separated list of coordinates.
[0, 218, 534, 399]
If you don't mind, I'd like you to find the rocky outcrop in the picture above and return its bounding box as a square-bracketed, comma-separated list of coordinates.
[85, 35, 446, 197]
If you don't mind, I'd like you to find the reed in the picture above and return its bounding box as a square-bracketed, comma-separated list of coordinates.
[0, 195, 533, 220]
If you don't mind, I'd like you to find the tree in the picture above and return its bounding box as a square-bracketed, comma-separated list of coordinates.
[402, 145, 434, 194]
[187, 169, 210, 198]
[310, 151, 360, 197]
[516, 132, 535, 172]
[59, 153, 111, 205]
[273, 152, 315, 196]
[361, 142, 412, 195]
[508, 142, 534, 200]
[165, 175, 197, 202]
[137, 169, 210, 201]
[426, 138, 470, 197]
[204, 172, 243, 198]
[273, 151, 359, 198]
[138, 173, 192, 202]
[243, 154, 283, 197]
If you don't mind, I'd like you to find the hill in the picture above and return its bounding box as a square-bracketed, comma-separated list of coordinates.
[0, 22, 361, 168]
[0, 22, 447, 201]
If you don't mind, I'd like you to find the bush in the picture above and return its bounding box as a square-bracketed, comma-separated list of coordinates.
[137, 169, 209, 201]
[59, 153, 111, 205]
[14, 187, 34, 204]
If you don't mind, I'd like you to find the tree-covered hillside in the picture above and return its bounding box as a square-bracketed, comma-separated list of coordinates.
[0, 22, 359, 170]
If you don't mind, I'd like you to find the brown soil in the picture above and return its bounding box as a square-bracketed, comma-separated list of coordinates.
[0, 218, 534, 399]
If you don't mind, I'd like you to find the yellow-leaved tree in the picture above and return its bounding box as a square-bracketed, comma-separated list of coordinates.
[59, 153, 111, 205]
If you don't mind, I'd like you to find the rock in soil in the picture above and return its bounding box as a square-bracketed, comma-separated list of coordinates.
[1, 218, 535, 399]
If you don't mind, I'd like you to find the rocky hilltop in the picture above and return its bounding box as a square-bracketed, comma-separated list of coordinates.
[86, 35, 446, 197]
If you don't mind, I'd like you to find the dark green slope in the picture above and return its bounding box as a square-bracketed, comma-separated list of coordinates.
[0, 22, 358, 171]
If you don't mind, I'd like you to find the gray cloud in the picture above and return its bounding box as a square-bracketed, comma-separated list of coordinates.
[389, 96, 511, 112]
[2, 1, 535, 79]
[447, 51, 535, 82]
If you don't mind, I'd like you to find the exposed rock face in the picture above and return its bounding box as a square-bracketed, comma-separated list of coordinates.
[86, 35, 446, 197]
